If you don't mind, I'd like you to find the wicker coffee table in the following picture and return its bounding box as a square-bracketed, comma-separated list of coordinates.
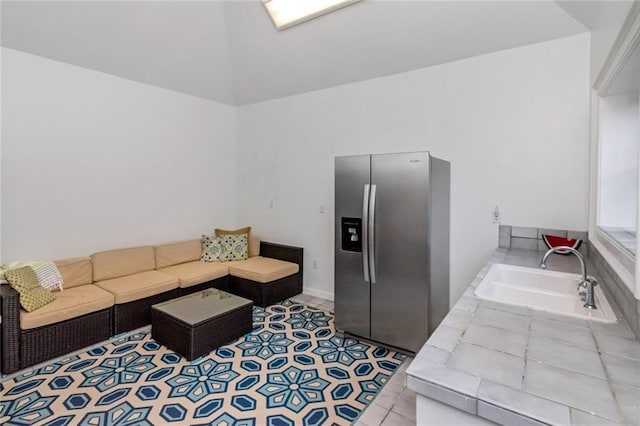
[151, 288, 253, 360]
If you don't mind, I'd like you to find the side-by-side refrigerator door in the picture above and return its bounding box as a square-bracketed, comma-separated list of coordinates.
[370, 152, 430, 352]
[335, 155, 371, 339]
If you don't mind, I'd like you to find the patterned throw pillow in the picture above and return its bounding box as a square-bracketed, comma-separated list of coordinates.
[220, 233, 249, 261]
[201, 235, 227, 262]
[4, 266, 56, 312]
[214, 226, 251, 237]
[0, 261, 64, 291]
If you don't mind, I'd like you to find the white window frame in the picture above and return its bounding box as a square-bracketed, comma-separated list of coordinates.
[590, 3, 640, 299]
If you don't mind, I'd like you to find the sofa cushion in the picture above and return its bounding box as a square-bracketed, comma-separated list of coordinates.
[159, 261, 229, 288]
[55, 257, 92, 289]
[5, 266, 56, 312]
[228, 256, 299, 283]
[154, 239, 201, 269]
[92, 246, 155, 282]
[215, 226, 251, 237]
[20, 284, 114, 330]
[95, 271, 179, 304]
[249, 235, 261, 258]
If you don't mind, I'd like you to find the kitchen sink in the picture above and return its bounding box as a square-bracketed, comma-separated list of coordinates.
[474, 264, 617, 323]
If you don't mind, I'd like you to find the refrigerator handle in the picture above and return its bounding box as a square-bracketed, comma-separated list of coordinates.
[362, 184, 370, 283]
[369, 184, 377, 284]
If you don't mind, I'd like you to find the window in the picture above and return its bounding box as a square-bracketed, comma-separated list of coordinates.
[262, 0, 360, 30]
[591, 7, 640, 298]
[598, 89, 639, 255]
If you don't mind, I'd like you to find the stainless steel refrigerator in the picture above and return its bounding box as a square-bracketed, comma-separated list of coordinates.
[334, 152, 450, 353]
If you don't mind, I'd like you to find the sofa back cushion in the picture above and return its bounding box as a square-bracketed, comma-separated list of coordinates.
[213, 227, 260, 257]
[154, 239, 201, 269]
[213, 226, 260, 257]
[91, 246, 155, 282]
[249, 235, 261, 258]
[55, 257, 93, 289]
[214, 226, 251, 237]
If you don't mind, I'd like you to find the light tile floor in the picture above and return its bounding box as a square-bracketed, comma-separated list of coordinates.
[290, 293, 417, 426]
[290, 292, 336, 313]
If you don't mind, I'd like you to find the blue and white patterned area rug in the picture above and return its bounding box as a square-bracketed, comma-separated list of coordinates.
[0, 299, 405, 425]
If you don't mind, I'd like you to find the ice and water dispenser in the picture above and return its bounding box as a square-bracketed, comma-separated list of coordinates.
[341, 217, 362, 252]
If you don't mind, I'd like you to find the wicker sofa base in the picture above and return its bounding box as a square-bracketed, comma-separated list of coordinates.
[113, 289, 180, 335]
[152, 299, 253, 360]
[21, 308, 113, 371]
[0, 293, 113, 375]
[231, 273, 302, 308]
[223, 241, 305, 308]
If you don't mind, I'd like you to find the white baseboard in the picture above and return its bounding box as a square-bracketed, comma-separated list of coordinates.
[303, 287, 334, 301]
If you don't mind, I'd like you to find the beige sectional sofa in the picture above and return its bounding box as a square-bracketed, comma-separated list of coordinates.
[1, 237, 302, 374]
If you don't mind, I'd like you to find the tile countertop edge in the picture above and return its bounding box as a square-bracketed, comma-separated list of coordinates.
[405, 248, 508, 419]
[406, 247, 639, 426]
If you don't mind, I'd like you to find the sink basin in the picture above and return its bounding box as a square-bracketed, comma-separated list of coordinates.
[474, 264, 617, 323]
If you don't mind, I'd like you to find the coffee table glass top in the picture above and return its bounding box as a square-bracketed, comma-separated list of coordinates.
[152, 289, 253, 326]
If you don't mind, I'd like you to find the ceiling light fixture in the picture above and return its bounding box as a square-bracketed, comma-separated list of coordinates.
[262, 0, 360, 31]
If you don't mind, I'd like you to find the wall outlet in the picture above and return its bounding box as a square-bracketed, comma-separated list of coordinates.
[319, 205, 325, 214]
[269, 200, 274, 209]
[492, 205, 501, 223]
[312, 260, 318, 269]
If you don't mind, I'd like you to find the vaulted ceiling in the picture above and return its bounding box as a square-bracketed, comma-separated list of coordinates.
[1, 1, 602, 105]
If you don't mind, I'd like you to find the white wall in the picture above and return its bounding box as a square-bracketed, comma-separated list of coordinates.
[0, 31, 3, 264]
[235, 34, 591, 303]
[0, 4, 3, 263]
[1, 48, 237, 261]
[598, 92, 639, 229]
[0, 46, 3, 264]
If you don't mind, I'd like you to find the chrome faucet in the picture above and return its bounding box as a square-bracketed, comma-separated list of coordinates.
[541, 246, 597, 310]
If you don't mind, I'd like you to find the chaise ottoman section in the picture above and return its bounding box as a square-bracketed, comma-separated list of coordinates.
[229, 244, 303, 307]
[92, 246, 179, 334]
[228, 256, 299, 283]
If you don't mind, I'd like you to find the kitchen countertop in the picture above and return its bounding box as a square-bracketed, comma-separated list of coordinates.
[405, 248, 640, 426]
